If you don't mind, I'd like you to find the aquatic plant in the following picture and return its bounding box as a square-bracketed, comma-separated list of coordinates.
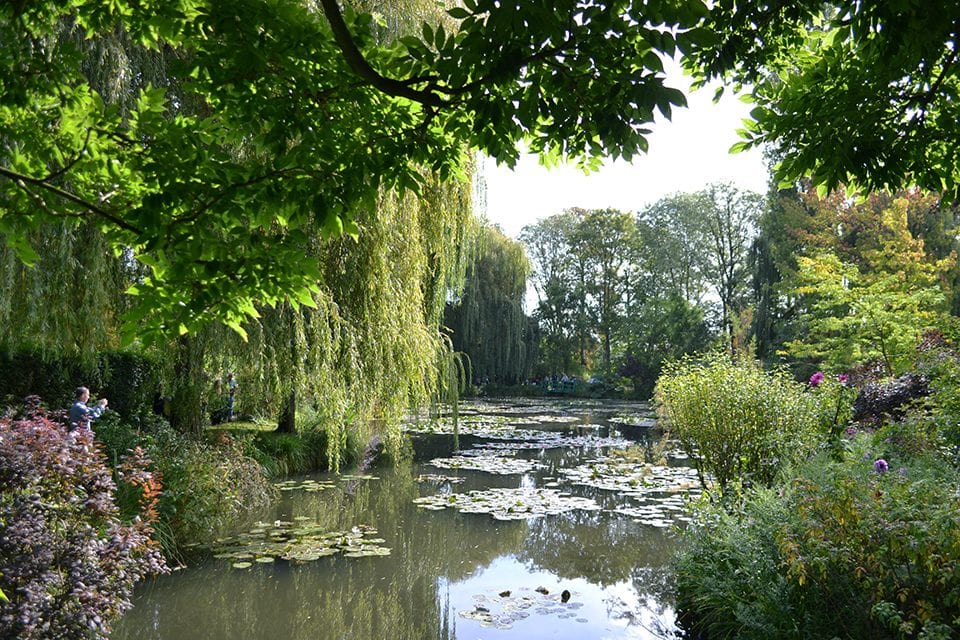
[213, 522, 391, 566]
[427, 454, 545, 475]
[413, 487, 601, 520]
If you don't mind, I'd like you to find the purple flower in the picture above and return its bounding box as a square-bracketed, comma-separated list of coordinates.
[838, 374, 850, 386]
[809, 372, 825, 387]
[844, 426, 858, 437]
[874, 459, 889, 474]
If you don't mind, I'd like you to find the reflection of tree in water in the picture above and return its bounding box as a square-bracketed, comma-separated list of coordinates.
[116, 463, 525, 640]
[118, 403, 683, 639]
[517, 509, 677, 603]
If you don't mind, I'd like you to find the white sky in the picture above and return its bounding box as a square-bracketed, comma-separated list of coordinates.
[481, 64, 770, 238]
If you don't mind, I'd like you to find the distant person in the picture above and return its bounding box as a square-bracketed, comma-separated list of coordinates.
[69, 386, 107, 432]
[226, 373, 238, 421]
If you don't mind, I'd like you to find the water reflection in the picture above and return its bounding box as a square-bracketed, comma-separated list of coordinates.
[115, 399, 680, 640]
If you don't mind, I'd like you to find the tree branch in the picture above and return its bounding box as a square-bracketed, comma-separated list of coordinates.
[42, 127, 93, 182]
[175, 168, 303, 226]
[0, 166, 144, 234]
[318, 0, 446, 107]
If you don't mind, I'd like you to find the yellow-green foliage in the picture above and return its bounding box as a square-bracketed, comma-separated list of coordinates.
[0, 223, 129, 361]
[655, 351, 820, 495]
[784, 197, 954, 375]
[213, 167, 476, 469]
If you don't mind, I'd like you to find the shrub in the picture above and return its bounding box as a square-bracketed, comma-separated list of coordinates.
[675, 442, 960, 640]
[655, 351, 820, 495]
[779, 452, 960, 639]
[675, 489, 805, 639]
[145, 427, 275, 553]
[88, 410, 275, 555]
[0, 400, 166, 640]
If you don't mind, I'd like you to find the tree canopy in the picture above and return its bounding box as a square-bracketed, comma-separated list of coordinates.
[690, 2, 960, 198]
[2, 0, 958, 342]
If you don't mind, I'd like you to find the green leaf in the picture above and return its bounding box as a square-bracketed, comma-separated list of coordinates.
[225, 318, 249, 341]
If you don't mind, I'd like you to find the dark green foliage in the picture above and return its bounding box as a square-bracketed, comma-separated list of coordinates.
[676, 428, 960, 640]
[618, 294, 710, 397]
[690, 3, 960, 199]
[445, 224, 533, 385]
[0, 349, 161, 419]
[675, 489, 801, 639]
[91, 411, 275, 555]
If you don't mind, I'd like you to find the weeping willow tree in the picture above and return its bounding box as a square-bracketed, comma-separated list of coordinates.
[1, 0, 479, 442]
[188, 0, 480, 459]
[0, 22, 169, 362]
[445, 224, 533, 386]
[216, 170, 476, 465]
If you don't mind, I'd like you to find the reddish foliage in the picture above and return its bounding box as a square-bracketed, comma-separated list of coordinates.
[0, 400, 167, 640]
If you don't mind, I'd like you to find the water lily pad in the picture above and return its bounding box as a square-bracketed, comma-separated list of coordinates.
[458, 586, 584, 629]
[414, 487, 600, 520]
[231, 562, 252, 569]
[274, 479, 337, 492]
[415, 474, 466, 484]
[427, 454, 544, 475]
[558, 458, 702, 526]
[213, 521, 391, 565]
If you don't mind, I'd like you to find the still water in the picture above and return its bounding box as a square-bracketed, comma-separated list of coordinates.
[115, 398, 689, 640]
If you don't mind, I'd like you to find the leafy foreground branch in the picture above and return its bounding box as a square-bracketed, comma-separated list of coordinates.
[5, 1, 957, 341]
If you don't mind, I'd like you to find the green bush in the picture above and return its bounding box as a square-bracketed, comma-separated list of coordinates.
[0, 349, 161, 420]
[91, 412, 274, 556]
[675, 489, 807, 639]
[675, 441, 960, 640]
[655, 351, 821, 495]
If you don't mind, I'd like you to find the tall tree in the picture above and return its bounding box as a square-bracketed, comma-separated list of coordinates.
[699, 183, 763, 351]
[571, 208, 635, 374]
[520, 211, 581, 376]
[635, 193, 711, 305]
[4, 1, 959, 342]
[445, 224, 533, 385]
[785, 196, 955, 374]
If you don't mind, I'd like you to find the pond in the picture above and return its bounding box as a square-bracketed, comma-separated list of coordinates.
[115, 398, 697, 640]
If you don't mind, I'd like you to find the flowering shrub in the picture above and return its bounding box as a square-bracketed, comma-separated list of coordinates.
[778, 455, 960, 639]
[655, 352, 820, 495]
[807, 372, 857, 457]
[675, 443, 960, 640]
[0, 401, 167, 640]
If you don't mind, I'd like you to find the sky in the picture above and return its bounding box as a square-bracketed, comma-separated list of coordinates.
[481, 64, 770, 238]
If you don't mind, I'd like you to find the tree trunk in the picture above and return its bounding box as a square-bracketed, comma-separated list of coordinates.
[277, 389, 297, 433]
[170, 335, 205, 434]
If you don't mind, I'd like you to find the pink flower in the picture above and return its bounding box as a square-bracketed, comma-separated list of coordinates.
[809, 372, 825, 387]
[838, 374, 850, 385]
